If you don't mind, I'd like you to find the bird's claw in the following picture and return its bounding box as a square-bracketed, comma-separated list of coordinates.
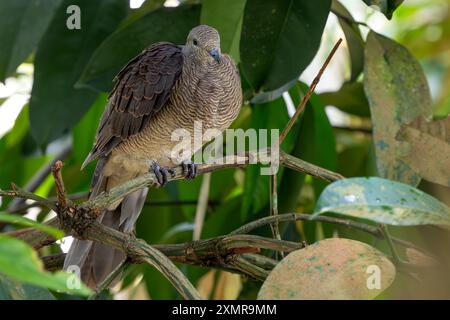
[151, 163, 175, 187]
[181, 162, 198, 180]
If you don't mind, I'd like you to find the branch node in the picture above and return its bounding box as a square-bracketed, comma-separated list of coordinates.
[124, 235, 144, 264]
[184, 243, 198, 263]
[59, 205, 96, 240]
[51, 160, 69, 208]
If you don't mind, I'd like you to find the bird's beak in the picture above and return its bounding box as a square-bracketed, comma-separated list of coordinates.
[209, 48, 221, 63]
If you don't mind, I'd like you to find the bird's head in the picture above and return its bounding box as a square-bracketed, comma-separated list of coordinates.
[184, 25, 221, 64]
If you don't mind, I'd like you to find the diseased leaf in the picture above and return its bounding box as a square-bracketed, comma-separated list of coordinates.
[331, 0, 364, 81]
[396, 116, 450, 186]
[0, 212, 64, 239]
[313, 177, 450, 226]
[240, 0, 331, 95]
[78, 5, 201, 92]
[363, 0, 404, 19]
[29, 0, 129, 146]
[258, 238, 395, 299]
[405, 248, 438, 267]
[200, 0, 246, 63]
[364, 31, 433, 186]
[0, 235, 91, 296]
[0, 0, 62, 81]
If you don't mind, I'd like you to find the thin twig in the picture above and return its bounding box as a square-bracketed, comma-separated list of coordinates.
[6, 192, 88, 214]
[51, 160, 69, 208]
[240, 253, 278, 270]
[88, 260, 128, 300]
[230, 212, 383, 237]
[229, 256, 269, 281]
[228, 213, 427, 257]
[280, 151, 345, 182]
[86, 149, 343, 211]
[5, 143, 72, 213]
[279, 39, 343, 145]
[6, 195, 219, 215]
[269, 173, 282, 259]
[193, 173, 211, 240]
[332, 125, 372, 134]
[1, 185, 57, 211]
[145, 199, 220, 207]
[380, 224, 403, 264]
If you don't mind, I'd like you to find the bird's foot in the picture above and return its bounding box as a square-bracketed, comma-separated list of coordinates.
[181, 161, 198, 180]
[151, 163, 175, 187]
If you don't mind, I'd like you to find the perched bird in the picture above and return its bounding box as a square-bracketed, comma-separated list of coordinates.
[63, 25, 242, 287]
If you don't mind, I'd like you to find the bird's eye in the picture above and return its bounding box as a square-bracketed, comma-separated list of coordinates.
[193, 39, 198, 46]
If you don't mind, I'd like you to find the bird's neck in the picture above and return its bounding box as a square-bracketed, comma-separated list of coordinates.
[184, 53, 217, 72]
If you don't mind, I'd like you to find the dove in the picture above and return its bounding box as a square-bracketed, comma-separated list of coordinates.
[64, 25, 242, 287]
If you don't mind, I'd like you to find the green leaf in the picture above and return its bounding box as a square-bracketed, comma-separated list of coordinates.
[203, 196, 243, 238]
[78, 5, 201, 92]
[200, 0, 246, 63]
[0, 235, 91, 296]
[29, 0, 129, 146]
[313, 177, 450, 226]
[337, 141, 375, 178]
[119, 0, 166, 28]
[143, 265, 178, 299]
[258, 238, 395, 299]
[396, 116, 450, 186]
[0, 274, 55, 300]
[0, 106, 51, 197]
[363, 0, 404, 19]
[3, 105, 30, 147]
[240, 0, 331, 95]
[331, 0, 364, 81]
[364, 31, 433, 185]
[295, 83, 337, 195]
[241, 97, 294, 221]
[0, 212, 64, 239]
[320, 82, 370, 117]
[72, 93, 108, 166]
[0, 0, 62, 81]
[279, 82, 337, 241]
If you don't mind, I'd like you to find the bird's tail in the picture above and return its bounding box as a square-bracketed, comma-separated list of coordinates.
[63, 158, 148, 288]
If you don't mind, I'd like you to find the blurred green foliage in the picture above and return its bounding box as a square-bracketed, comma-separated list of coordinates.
[0, 0, 450, 300]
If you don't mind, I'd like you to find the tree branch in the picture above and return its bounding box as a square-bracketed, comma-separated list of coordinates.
[5, 143, 71, 214]
[40, 227, 303, 280]
[279, 38, 343, 144]
[0, 149, 360, 299]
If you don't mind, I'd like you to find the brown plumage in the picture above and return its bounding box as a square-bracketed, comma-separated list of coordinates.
[64, 25, 242, 287]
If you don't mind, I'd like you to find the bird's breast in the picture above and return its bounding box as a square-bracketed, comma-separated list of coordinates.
[113, 55, 242, 170]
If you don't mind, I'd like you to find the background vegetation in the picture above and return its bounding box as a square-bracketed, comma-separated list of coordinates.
[0, 0, 450, 299]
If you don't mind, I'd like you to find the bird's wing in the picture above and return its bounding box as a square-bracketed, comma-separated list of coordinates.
[82, 42, 183, 168]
